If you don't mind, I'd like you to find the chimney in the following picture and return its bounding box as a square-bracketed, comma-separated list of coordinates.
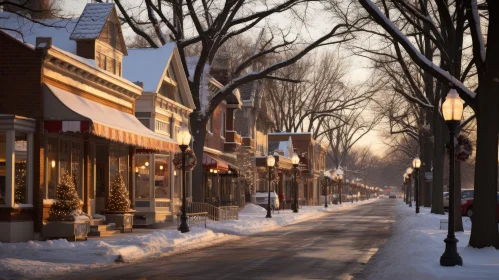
[4, 0, 55, 19]
[35, 37, 52, 50]
[211, 48, 230, 85]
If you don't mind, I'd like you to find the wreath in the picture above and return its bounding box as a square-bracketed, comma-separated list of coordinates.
[172, 149, 197, 170]
[446, 135, 473, 162]
[320, 177, 332, 195]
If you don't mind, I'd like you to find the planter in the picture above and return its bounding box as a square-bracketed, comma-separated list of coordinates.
[103, 211, 135, 233]
[42, 220, 90, 241]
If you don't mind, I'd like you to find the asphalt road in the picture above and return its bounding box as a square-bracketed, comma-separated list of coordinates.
[63, 199, 397, 280]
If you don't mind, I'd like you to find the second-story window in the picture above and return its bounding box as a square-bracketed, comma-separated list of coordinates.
[221, 112, 226, 138]
[207, 117, 213, 133]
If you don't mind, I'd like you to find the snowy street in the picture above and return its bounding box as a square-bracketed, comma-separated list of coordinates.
[56, 199, 396, 280]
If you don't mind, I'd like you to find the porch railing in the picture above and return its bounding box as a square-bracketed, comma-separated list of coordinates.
[187, 202, 239, 221]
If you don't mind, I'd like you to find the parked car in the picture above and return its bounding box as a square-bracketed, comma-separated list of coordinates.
[444, 190, 472, 209]
[253, 191, 279, 210]
[461, 192, 499, 221]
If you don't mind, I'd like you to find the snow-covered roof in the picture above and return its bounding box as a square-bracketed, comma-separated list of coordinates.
[0, 12, 78, 53]
[123, 44, 176, 92]
[70, 3, 114, 40]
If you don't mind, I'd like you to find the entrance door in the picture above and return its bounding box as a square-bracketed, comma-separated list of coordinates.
[95, 145, 108, 214]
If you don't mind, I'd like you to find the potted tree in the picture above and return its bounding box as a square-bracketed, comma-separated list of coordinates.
[42, 173, 90, 241]
[103, 173, 134, 233]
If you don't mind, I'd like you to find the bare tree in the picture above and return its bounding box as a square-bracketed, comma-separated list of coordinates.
[111, 0, 367, 201]
[265, 50, 375, 139]
[355, 0, 498, 248]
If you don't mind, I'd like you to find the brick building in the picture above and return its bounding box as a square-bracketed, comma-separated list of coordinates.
[0, 3, 177, 242]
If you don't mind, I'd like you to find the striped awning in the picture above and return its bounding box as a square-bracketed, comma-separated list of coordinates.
[202, 153, 229, 171]
[43, 84, 178, 152]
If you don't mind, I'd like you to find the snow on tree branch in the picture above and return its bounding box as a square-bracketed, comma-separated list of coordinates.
[358, 0, 477, 101]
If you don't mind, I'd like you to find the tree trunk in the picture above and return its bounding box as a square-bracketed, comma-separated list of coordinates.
[469, 1, 499, 248]
[423, 110, 433, 207]
[418, 130, 425, 206]
[190, 114, 208, 203]
[454, 152, 464, 232]
[431, 110, 445, 214]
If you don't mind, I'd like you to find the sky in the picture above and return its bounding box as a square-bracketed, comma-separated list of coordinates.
[61, 0, 388, 154]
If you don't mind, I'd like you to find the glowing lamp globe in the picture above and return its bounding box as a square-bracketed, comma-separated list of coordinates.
[441, 89, 463, 122]
[292, 153, 300, 165]
[412, 157, 421, 169]
[266, 155, 275, 167]
[177, 125, 192, 146]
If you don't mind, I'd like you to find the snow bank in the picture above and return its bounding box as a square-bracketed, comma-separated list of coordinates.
[208, 199, 378, 236]
[363, 201, 499, 280]
[0, 228, 234, 279]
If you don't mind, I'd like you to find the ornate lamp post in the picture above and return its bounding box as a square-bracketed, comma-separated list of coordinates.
[412, 157, 422, 214]
[406, 167, 413, 207]
[403, 174, 407, 203]
[266, 155, 275, 218]
[336, 170, 344, 204]
[440, 89, 463, 267]
[177, 125, 192, 233]
[292, 153, 300, 213]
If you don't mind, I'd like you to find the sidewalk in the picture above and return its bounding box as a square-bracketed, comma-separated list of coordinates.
[359, 200, 499, 280]
[0, 199, 378, 279]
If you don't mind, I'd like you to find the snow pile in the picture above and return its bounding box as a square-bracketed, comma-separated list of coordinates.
[208, 199, 378, 236]
[239, 203, 268, 214]
[0, 228, 233, 279]
[362, 201, 499, 280]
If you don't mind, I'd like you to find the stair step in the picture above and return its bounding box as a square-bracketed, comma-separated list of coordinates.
[88, 229, 120, 237]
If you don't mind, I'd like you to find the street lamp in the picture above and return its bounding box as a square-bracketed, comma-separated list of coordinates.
[266, 155, 275, 218]
[412, 157, 421, 214]
[336, 170, 344, 204]
[406, 167, 413, 207]
[440, 89, 463, 267]
[177, 125, 192, 233]
[292, 153, 300, 213]
[324, 177, 329, 208]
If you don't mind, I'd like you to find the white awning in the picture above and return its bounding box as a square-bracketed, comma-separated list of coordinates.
[43, 83, 178, 152]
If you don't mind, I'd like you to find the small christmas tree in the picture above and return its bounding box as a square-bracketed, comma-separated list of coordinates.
[14, 162, 27, 204]
[106, 173, 131, 211]
[49, 172, 81, 220]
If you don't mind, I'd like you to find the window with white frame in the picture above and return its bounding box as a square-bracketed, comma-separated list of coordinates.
[207, 117, 213, 133]
[155, 120, 171, 137]
[0, 117, 35, 207]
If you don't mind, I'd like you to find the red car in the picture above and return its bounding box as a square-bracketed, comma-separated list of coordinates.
[461, 191, 499, 221]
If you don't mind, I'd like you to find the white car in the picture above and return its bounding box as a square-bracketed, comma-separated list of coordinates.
[253, 191, 280, 209]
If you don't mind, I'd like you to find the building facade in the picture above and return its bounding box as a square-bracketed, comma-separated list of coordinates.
[0, 3, 178, 242]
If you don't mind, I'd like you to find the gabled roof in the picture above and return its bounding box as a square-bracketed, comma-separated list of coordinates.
[70, 3, 114, 40]
[123, 43, 195, 110]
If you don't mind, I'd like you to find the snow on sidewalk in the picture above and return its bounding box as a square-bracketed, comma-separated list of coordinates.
[208, 199, 377, 235]
[0, 199, 376, 279]
[0, 228, 234, 279]
[363, 201, 499, 280]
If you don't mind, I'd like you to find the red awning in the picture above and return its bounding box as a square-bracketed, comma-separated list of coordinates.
[43, 84, 178, 152]
[202, 153, 229, 171]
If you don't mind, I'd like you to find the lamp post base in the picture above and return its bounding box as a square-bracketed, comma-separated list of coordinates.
[440, 236, 462, 266]
[179, 216, 190, 233]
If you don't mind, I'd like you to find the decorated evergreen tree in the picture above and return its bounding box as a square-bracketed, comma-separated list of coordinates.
[106, 173, 131, 212]
[49, 172, 81, 220]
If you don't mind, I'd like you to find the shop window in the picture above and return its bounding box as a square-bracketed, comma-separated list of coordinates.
[0, 132, 5, 204]
[154, 156, 170, 198]
[72, 141, 83, 199]
[45, 136, 83, 200]
[47, 137, 58, 198]
[136, 155, 150, 199]
[110, 146, 128, 189]
[14, 132, 28, 204]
